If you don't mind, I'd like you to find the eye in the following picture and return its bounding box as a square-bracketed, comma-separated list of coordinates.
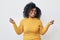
[31, 10, 33, 11]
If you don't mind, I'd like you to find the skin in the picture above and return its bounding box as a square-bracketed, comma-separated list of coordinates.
[9, 8, 54, 29]
[29, 8, 36, 18]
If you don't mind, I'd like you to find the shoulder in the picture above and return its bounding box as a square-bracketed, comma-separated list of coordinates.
[35, 18, 42, 22]
[38, 19, 42, 22]
[20, 18, 27, 22]
[36, 19, 42, 24]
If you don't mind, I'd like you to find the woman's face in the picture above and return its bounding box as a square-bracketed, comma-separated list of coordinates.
[29, 8, 36, 18]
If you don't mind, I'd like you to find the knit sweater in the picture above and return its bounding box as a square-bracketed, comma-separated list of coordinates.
[12, 18, 50, 40]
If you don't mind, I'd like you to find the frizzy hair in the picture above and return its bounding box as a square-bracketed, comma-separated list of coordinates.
[23, 2, 41, 19]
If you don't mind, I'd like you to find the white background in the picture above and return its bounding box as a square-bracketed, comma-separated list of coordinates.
[0, 0, 60, 40]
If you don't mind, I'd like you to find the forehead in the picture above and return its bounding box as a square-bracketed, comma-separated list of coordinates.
[31, 8, 36, 11]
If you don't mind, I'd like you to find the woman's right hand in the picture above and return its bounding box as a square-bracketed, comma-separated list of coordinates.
[9, 18, 15, 24]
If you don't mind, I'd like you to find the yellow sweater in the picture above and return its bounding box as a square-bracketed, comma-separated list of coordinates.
[13, 18, 50, 40]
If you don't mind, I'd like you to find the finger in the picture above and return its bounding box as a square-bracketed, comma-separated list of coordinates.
[51, 20, 54, 22]
[51, 20, 54, 24]
[52, 20, 54, 22]
[10, 18, 13, 21]
[10, 18, 12, 20]
[9, 18, 13, 23]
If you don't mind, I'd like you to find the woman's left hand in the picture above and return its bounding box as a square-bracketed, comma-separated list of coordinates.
[48, 20, 54, 25]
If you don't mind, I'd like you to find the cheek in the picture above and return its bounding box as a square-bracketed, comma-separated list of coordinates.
[29, 11, 36, 16]
[34, 12, 36, 15]
[29, 11, 33, 15]
[29, 11, 31, 15]
[33, 12, 36, 15]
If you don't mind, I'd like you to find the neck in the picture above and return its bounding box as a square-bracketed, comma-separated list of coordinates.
[29, 16, 34, 18]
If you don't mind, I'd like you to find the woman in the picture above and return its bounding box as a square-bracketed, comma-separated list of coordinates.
[9, 2, 54, 40]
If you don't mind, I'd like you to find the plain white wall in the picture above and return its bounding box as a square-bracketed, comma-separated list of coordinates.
[0, 0, 60, 40]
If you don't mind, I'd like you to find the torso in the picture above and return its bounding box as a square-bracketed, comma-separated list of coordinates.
[23, 18, 41, 40]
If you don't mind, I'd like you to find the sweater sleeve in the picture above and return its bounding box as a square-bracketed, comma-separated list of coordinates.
[39, 20, 50, 35]
[12, 19, 24, 35]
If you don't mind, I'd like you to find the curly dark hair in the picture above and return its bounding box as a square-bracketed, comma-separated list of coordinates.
[35, 7, 41, 19]
[23, 2, 41, 19]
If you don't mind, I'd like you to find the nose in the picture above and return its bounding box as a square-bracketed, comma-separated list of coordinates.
[32, 10, 36, 14]
[32, 13, 35, 15]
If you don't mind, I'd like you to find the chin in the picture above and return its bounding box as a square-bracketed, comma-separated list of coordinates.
[31, 16, 35, 18]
